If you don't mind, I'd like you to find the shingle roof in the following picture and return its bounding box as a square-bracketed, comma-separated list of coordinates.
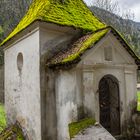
[47, 27, 109, 66]
[1, 0, 106, 46]
[47, 26, 140, 68]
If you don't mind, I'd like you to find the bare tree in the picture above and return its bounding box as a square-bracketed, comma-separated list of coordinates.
[92, 0, 134, 21]
[93, 0, 120, 15]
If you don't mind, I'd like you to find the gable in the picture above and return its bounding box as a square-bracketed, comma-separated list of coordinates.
[47, 28, 109, 67]
[81, 32, 136, 66]
[47, 27, 140, 68]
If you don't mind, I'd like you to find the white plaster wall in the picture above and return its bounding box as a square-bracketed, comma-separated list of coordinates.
[40, 26, 78, 57]
[83, 70, 95, 117]
[55, 70, 78, 140]
[39, 26, 80, 140]
[77, 32, 137, 134]
[5, 29, 41, 140]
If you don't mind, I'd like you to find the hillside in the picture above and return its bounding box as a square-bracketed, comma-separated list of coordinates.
[90, 6, 140, 56]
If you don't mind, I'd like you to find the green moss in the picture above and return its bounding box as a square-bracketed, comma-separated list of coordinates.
[0, 124, 25, 140]
[63, 28, 108, 63]
[0, 104, 6, 132]
[69, 118, 96, 138]
[1, 0, 106, 46]
[48, 28, 109, 65]
[137, 91, 140, 111]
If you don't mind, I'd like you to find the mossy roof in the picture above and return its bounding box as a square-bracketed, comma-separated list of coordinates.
[47, 27, 109, 66]
[1, 0, 106, 46]
[47, 26, 140, 67]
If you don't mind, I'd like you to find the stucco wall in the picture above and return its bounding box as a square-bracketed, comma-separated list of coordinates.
[40, 25, 80, 140]
[4, 29, 41, 140]
[55, 70, 78, 140]
[43, 31, 137, 140]
[48, 31, 137, 140]
[0, 65, 4, 103]
[77, 32, 137, 134]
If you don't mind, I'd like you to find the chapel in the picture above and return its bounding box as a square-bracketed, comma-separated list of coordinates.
[1, 0, 140, 140]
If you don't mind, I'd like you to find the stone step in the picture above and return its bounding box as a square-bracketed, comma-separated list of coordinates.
[72, 123, 116, 140]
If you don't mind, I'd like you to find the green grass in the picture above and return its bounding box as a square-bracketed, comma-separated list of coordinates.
[137, 92, 140, 111]
[69, 118, 96, 138]
[0, 104, 6, 133]
[0, 124, 24, 140]
[0, 104, 24, 139]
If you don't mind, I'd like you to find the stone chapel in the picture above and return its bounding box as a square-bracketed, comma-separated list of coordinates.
[1, 0, 140, 140]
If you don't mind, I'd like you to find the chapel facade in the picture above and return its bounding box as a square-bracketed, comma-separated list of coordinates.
[1, 0, 140, 140]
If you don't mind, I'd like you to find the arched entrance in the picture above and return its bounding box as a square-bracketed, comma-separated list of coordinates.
[99, 75, 120, 135]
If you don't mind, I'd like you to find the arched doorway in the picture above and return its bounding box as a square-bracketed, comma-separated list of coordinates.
[99, 75, 120, 135]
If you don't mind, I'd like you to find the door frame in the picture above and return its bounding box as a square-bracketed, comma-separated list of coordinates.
[98, 74, 121, 136]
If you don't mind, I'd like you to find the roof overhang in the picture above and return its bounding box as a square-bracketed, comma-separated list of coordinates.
[46, 26, 140, 69]
[2, 21, 81, 50]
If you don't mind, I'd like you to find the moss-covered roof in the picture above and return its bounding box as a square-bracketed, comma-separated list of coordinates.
[1, 0, 106, 46]
[47, 27, 109, 66]
[47, 26, 140, 67]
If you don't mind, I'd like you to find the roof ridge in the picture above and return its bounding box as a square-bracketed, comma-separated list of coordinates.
[47, 28, 109, 67]
[1, 0, 106, 46]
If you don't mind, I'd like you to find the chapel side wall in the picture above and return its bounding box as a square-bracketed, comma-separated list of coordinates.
[55, 69, 83, 140]
[4, 30, 41, 140]
[39, 27, 79, 140]
[124, 66, 137, 122]
[0, 65, 4, 103]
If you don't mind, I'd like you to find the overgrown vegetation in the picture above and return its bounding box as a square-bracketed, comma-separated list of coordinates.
[0, 105, 25, 140]
[0, 123, 24, 140]
[69, 118, 96, 138]
[137, 92, 140, 111]
[0, 104, 6, 132]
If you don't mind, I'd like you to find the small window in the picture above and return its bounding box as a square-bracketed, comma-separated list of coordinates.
[17, 52, 23, 71]
[104, 46, 112, 61]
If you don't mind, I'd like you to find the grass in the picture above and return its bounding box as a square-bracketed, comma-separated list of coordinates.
[137, 91, 140, 111]
[0, 123, 24, 140]
[0, 104, 6, 133]
[69, 118, 96, 138]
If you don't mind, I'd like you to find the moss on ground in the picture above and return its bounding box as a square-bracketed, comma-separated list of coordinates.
[69, 118, 96, 139]
[1, 0, 106, 46]
[137, 92, 140, 111]
[0, 104, 6, 132]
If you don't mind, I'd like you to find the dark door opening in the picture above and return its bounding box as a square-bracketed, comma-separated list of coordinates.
[99, 75, 121, 136]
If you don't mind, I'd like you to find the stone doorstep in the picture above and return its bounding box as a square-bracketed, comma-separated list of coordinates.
[72, 124, 116, 140]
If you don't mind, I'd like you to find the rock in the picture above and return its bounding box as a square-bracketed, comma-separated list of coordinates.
[72, 124, 116, 140]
